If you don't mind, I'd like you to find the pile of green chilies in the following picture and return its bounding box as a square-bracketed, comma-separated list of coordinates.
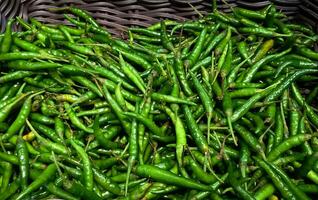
[1, 4, 318, 200]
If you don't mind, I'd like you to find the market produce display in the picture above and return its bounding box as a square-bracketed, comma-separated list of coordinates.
[0, 3, 318, 200]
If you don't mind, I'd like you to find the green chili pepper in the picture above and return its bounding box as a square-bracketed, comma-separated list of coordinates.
[254, 157, 296, 200]
[0, 19, 14, 53]
[16, 164, 57, 200]
[16, 136, 30, 190]
[136, 165, 212, 191]
[267, 134, 312, 161]
[70, 139, 93, 191]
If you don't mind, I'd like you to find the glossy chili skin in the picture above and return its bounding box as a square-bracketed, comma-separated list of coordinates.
[1, 5, 318, 200]
[16, 164, 57, 200]
[0, 19, 14, 53]
[17, 136, 30, 190]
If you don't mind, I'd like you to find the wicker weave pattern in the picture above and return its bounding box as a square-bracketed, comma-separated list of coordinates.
[0, 0, 317, 35]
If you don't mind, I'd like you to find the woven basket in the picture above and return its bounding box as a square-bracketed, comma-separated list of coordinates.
[0, 0, 318, 36]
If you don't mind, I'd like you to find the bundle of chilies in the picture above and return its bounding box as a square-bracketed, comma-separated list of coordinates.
[0, 4, 318, 200]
